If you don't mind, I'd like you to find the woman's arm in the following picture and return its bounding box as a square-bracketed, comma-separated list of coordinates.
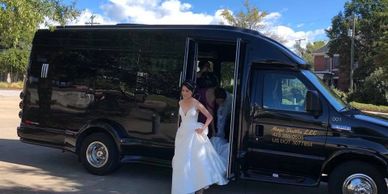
[195, 100, 213, 134]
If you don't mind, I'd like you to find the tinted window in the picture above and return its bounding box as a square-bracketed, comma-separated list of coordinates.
[30, 29, 186, 133]
[41, 29, 185, 97]
[263, 72, 308, 112]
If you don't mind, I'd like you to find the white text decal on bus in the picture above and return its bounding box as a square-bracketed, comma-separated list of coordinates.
[41, 63, 49, 78]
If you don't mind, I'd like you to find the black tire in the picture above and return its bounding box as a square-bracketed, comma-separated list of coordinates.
[328, 161, 387, 194]
[80, 133, 120, 175]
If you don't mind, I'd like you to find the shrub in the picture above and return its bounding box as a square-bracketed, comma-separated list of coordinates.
[331, 87, 348, 102]
[328, 86, 388, 113]
[0, 81, 24, 89]
[350, 101, 388, 113]
[349, 67, 388, 106]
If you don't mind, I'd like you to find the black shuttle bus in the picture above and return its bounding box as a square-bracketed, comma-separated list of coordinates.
[18, 25, 388, 194]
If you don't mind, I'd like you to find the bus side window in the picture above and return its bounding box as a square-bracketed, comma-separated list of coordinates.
[263, 72, 308, 112]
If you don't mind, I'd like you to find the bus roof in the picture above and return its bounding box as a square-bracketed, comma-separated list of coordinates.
[45, 24, 309, 69]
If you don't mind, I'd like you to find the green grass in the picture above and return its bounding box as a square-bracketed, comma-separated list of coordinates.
[350, 101, 388, 113]
[0, 81, 24, 89]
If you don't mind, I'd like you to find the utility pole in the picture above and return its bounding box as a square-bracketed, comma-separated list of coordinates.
[295, 38, 305, 45]
[85, 14, 100, 25]
[295, 38, 305, 57]
[350, 13, 355, 91]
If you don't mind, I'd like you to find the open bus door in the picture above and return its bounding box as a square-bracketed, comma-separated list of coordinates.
[227, 38, 245, 179]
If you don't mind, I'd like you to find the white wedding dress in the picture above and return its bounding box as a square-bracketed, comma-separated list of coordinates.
[171, 105, 229, 194]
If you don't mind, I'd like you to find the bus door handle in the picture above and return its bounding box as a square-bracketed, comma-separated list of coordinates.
[255, 124, 264, 139]
[250, 104, 261, 118]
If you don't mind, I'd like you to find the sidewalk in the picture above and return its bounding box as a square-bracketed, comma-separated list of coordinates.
[0, 89, 21, 97]
[362, 110, 388, 118]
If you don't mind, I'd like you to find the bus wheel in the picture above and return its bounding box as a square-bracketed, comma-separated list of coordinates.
[80, 132, 120, 175]
[328, 161, 387, 194]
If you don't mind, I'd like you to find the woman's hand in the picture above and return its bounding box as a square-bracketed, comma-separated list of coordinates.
[195, 100, 213, 134]
[195, 128, 205, 134]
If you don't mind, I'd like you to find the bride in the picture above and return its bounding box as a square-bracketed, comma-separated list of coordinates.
[171, 81, 228, 194]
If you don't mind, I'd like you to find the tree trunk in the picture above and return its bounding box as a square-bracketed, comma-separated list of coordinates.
[7, 72, 12, 83]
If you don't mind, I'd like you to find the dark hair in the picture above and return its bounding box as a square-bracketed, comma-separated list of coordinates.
[197, 72, 219, 88]
[198, 61, 210, 69]
[182, 80, 196, 93]
[215, 87, 227, 99]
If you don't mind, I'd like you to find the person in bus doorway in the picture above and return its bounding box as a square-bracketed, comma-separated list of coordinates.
[214, 87, 232, 139]
[172, 81, 228, 194]
[196, 61, 219, 137]
[209, 87, 233, 168]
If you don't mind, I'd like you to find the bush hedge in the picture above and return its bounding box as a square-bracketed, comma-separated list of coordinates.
[0, 81, 24, 89]
[350, 101, 388, 113]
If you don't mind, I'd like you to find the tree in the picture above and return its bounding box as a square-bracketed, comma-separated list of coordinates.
[372, 8, 388, 84]
[0, 0, 80, 82]
[326, 0, 388, 93]
[292, 40, 325, 68]
[349, 67, 388, 105]
[326, 12, 353, 91]
[220, 0, 287, 44]
[304, 41, 325, 65]
[293, 40, 304, 58]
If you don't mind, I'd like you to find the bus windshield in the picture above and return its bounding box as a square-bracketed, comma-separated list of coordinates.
[302, 70, 348, 112]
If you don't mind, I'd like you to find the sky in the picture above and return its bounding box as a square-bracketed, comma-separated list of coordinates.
[62, 0, 348, 49]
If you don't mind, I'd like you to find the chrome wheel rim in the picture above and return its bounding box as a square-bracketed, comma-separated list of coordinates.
[86, 141, 109, 168]
[342, 173, 378, 194]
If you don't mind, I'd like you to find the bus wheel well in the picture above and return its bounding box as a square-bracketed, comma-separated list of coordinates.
[75, 127, 116, 155]
[323, 153, 387, 178]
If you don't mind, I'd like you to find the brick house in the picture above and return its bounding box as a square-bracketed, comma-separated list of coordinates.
[312, 44, 348, 90]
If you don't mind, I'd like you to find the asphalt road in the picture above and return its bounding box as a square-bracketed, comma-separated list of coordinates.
[0, 90, 329, 194]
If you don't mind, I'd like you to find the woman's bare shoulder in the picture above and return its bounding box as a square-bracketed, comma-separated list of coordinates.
[191, 98, 198, 103]
[192, 98, 203, 108]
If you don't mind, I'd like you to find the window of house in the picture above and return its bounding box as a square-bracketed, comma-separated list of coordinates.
[333, 54, 340, 69]
[324, 56, 331, 70]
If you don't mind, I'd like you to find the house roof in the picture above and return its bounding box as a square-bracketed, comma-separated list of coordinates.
[313, 44, 329, 54]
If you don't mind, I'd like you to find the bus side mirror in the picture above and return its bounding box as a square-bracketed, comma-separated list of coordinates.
[305, 90, 322, 117]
